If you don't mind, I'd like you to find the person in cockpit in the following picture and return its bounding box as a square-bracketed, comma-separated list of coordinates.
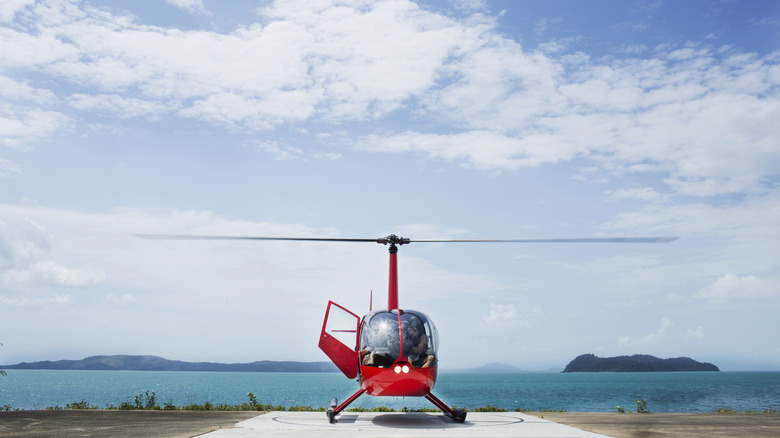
[406, 318, 435, 368]
[360, 316, 397, 368]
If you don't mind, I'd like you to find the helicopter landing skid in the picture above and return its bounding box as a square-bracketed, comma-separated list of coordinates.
[327, 388, 366, 423]
[426, 392, 467, 423]
[325, 389, 466, 423]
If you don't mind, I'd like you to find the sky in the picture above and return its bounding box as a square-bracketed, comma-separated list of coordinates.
[1, 0, 779, 372]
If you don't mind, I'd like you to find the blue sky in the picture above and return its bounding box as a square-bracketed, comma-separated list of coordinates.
[1, 0, 779, 372]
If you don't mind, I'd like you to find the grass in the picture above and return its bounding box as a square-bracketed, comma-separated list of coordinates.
[4, 390, 563, 412]
[715, 407, 778, 414]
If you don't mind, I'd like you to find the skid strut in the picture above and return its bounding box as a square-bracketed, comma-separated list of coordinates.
[426, 392, 467, 423]
[326, 388, 366, 423]
[326, 389, 465, 423]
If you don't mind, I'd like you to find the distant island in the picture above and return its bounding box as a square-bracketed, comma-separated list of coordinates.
[562, 353, 719, 372]
[2, 355, 339, 373]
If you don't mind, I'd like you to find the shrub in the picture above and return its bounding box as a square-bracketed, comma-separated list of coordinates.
[471, 405, 507, 412]
[67, 399, 96, 410]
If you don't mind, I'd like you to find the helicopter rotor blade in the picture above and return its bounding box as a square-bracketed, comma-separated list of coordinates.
[408, 237, 679, 243]
[133, 234, 677, 244]
[132, 234, 382, 243]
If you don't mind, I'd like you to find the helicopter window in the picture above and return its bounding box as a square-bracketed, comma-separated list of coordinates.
[359, 312, 399, 368]
[360, 310, 438, 368]
[323, 302, 359, 349]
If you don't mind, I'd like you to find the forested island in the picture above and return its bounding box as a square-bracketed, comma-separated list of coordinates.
[2, 355, 339, 372]
[562, 353, 719, 372]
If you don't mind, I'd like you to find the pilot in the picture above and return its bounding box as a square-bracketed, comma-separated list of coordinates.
[406, 318, 435, 368]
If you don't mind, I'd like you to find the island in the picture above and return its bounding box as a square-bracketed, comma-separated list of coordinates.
[1, 355, 339, 372]
[562, 353, 719, 372]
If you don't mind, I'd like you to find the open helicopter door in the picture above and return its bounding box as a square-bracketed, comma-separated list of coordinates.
[318, 301, 360, 379]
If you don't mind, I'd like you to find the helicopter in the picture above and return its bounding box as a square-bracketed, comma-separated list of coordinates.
[135, 233, 677, 423]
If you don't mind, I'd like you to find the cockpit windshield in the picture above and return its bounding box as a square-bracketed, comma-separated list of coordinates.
[359, 310, 438, 368]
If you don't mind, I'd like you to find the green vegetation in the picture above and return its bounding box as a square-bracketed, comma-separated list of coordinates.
[616, 399, 651, 413]
[42, 392, 323, 412]
[715, 407, 778, 414]
[1, 343, 6, 377]
[347, 406, 396, 412]
[564, 353, 719, 372]
[13, 391, 552, 413]
[522, 408, 567, 412]
[472, 405, 507, 412]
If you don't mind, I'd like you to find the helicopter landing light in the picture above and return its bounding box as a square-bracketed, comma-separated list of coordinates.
[394, 365, 410, 374]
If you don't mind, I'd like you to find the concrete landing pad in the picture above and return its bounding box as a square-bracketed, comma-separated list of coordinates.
[201, 411, 610, 437]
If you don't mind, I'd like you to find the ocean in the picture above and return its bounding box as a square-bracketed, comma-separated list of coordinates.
[1, 370, 778, 413]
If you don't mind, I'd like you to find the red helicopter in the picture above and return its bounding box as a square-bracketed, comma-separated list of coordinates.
[135, 233, 677, 423]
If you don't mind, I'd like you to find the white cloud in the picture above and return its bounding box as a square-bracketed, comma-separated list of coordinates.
[0, 76, 58, 104]
[1, 0, 468, 136]
[358, 130, 584, 170]
[3, 1, 778, 201]
[164, 0, 209, 15]
[619, 318, 711, 349]
[606, 187, 665, 202]
[483, 303, 542, 329]
[696, 273, 773, 303]
[0, 105, 71, 149]
[0, 157, 21, 176]
[1, 260, 103, 288]
[618, 316, 673, 348]
[448, 0, 487, 11]
[483, 303, 517, 326]
[102, 293, 135, 305]
[67, 94, 172, 120]
[0, 293, 71, 306]
[242, 139, 304, 160]
[681, 326, 705, 341]
[0, 216, 103, 288]
[0, 0, 34, 23]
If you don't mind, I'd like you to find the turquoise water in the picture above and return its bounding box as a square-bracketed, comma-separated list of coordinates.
[1, 370, 778, 412]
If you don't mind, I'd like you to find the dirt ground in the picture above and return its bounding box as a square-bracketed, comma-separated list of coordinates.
[531, 411, 780, 438]
[0, 410, 258, 438]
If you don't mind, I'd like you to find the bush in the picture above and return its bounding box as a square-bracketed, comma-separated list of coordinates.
[471, 405, 507, 412]
[67, 399, 96, 410]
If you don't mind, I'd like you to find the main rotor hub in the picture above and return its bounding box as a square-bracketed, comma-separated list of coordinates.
[377, 234, 410, 254]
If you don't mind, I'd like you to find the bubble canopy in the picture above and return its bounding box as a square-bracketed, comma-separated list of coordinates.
[359, 309, 438, 368]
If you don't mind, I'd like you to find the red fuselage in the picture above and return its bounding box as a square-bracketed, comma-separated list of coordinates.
[360, 361, 437, 397]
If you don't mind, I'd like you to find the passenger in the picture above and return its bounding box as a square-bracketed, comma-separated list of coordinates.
[360, 317, 397, 368]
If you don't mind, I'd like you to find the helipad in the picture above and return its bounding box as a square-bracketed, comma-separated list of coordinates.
[201, 411, 610, 437]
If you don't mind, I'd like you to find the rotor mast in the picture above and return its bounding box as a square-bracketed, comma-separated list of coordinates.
[377, 234, 410, 310]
